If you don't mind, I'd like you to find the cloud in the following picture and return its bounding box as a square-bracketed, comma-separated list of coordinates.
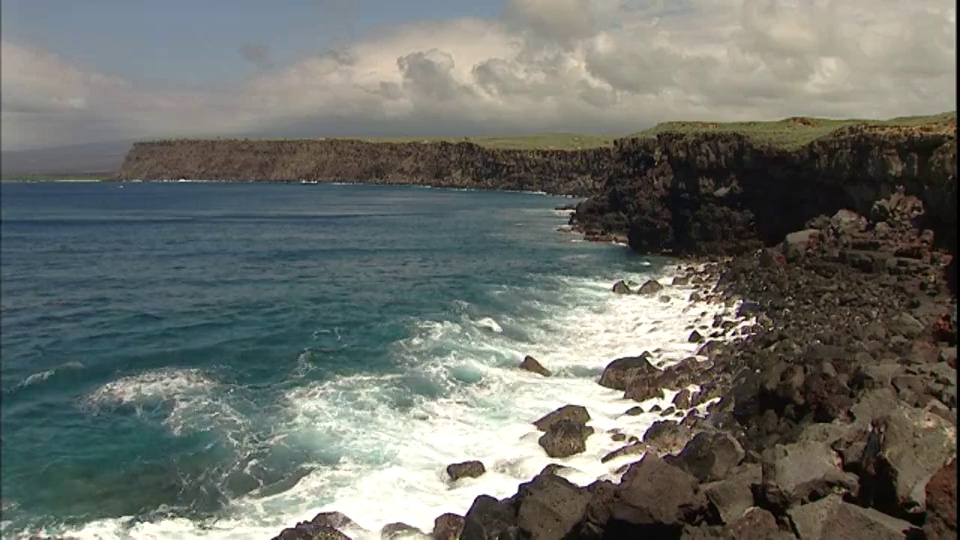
[239, 42, 274, 70]
[1, 0, 956, 150]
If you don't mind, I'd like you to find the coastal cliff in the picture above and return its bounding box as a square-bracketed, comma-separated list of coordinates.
[114, 139, 612, 197]
[572, 122, 957, 261]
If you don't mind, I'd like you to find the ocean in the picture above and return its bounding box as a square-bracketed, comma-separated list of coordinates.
[0, 182, 731, 539]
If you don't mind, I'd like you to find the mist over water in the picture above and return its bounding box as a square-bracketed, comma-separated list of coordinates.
[1, 182, 730, 539]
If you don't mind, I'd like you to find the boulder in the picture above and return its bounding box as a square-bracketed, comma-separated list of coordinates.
[869, 405, 957, 516]
[576, 481, 618, 539]
[724, 507, 783, 539]
[759, 441, 859, 508]
[608, 455, 710, 536]
[432, 513, 464, 540]
[307, 512, 356, 530]
[274, 525, 352, 540]
[519, 355, 551, 377]
[782, 229, 820, 260]
[787, 495, 919, 540]
[273, 512, 356, 540]
[637, 280, 664, 295]
[461, 495, 517, 540]
[702, 464, 761, 525]
[643, 420, 695, 455]
[599, 355, 657, 391]
[381, 523, 428, 539]
[673, 388, 694, 409]
[924, 458, 957, 540]
[446, 461, 486, 481]
[688, 331, 705, 344]
[666, 431, 745, 483]
[515, 474, 592, 540]
[612, 280, 632, 294]
[539, 420, 594, 458]
[533, 405, 590, 432]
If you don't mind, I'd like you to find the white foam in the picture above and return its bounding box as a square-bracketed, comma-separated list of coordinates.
[83, 367, 247, 437]
[42, 267, 750, 540]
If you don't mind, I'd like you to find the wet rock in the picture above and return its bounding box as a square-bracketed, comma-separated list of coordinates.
[515, 474, 592, 540]
[601, 441, 647, 464]
[461, 495, 517, 540]
[274, 525, 352, 540]
[624, 406, 644, 416]
[533, 405, 590, 432]
[673, 276, 691, 286]
[674, 389, 693, 409]
[273, 512, 357, 540]
[688, 330, 705, 344]
[599, 355, 657, 391]
[924, 458, 957, 540]
[637, 280, 664, 295]
[307, 512, 356, 530]
[381, 522, 427, 539]
[447, 461, 486, 481]
[665, 431, 745, 483]
[538, 420, 594, 458]
[519, 355, 551, 377]
[608, 455, 710, 536]
[702, 463, 761, 525]
[787, 495, 919, 540]
[643, 420, 695, 455]
[432, 513, 464, 540]
[759, 441, 859, 508]
[612, 280, 632, 294]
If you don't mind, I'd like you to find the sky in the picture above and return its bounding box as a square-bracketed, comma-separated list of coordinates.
[1, 0, 956, 150]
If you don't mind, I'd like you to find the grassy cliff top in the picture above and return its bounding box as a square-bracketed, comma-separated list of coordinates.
[633, 112, 956, 150]
[150, 133, 617, 151]
[146, 112, 955, 152]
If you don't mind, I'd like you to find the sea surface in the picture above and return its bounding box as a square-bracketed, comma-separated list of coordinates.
[1, 182, 729, 539]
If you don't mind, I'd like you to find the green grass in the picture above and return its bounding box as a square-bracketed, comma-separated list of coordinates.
[632, 112, 956, 150]
[148, 112, 955, 152]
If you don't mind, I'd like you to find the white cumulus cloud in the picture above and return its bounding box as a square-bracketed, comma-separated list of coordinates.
[1, 0, 955, 150]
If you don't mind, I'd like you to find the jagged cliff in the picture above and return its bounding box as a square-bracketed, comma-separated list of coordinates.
[114, 139, 612, 197]
[572, 123, 957, 269]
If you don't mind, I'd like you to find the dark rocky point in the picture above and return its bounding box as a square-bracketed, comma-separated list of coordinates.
[519, 355, 551, 377]
[446, 460, 486, 481]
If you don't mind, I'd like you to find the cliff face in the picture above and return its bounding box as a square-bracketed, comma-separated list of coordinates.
[573, 125, 957, 264]
[115, 139, 612, 197]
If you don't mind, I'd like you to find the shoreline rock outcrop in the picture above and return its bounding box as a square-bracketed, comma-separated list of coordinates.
[270, 119, 957, 540]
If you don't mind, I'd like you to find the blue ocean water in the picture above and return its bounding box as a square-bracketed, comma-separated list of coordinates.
[1, 182, 688, 539]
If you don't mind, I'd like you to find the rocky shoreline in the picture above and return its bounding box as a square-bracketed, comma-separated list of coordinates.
[272, 182, 957, 539]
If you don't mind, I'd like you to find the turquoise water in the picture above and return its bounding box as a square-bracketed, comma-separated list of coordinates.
[1, 182, 675, 539]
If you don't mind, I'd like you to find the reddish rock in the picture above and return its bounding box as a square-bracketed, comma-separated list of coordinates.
[924, 458, 957, 540]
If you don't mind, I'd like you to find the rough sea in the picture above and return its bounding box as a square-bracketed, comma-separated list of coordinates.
[1, 182, 734, 539]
